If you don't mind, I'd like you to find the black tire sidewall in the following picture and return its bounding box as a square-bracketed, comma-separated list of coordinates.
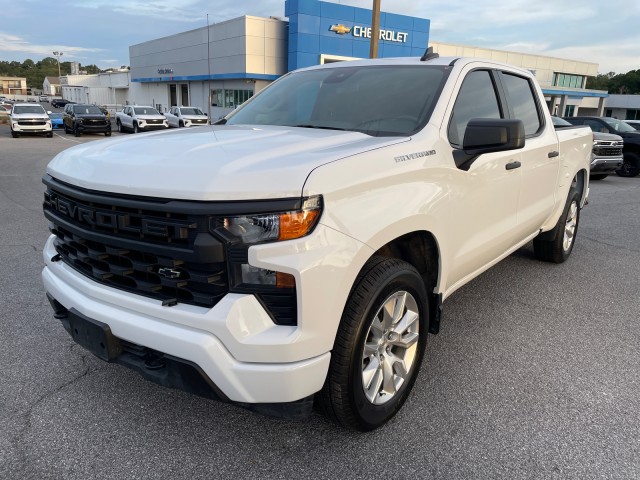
[556, 188, 581, 261]
[616, 152, 640, 178]
[347, 264, 428, 430]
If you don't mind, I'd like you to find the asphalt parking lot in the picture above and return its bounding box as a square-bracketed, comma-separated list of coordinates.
[0, 126, 639, 479]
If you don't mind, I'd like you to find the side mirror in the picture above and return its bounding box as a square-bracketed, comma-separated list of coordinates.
[454, 118, 525, 170]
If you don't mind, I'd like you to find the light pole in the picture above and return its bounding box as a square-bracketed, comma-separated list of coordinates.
[53, 51, 63, 78]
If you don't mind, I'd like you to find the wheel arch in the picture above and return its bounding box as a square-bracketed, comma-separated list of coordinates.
[368, 230, 443, 334]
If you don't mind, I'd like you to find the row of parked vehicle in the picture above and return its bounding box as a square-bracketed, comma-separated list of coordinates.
[553, 116, 640, 179]
[114, 105, 209, 133]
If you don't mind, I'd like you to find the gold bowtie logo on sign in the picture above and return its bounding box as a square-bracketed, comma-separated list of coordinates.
[330, 24, 352, 35]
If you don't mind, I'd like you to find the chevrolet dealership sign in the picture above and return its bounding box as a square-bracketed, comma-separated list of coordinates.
[330, 24, 408, 43]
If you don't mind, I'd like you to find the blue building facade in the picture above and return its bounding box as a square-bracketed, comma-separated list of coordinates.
[285, 0, 430, 72]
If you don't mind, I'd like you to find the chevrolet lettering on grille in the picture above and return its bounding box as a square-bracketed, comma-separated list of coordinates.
[44, 191, 196, 240]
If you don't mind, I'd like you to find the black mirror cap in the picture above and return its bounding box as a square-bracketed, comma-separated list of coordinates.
[463, 118, 525, 155]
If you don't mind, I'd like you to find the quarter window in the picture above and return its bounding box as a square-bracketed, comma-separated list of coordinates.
[448, 70, 502, 146]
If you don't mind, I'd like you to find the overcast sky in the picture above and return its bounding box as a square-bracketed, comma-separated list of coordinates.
[1, 0, 638, 74]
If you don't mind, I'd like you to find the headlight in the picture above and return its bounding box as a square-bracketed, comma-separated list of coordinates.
[214, 196, 322, 294]
[221, 195, 322, 244]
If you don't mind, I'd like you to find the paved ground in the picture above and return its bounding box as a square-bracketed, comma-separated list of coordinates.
[0, 125, 638, 479]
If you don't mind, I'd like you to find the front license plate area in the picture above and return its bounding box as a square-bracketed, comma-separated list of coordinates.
[67, 309, 123, 361]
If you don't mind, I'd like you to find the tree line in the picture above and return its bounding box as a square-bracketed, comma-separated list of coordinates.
[0, 57, 109, 91]
[586, 70, 640, 94]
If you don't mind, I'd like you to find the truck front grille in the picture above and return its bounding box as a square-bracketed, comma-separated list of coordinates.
[593, 145, 623, 156]
[42, 175, 298, 324]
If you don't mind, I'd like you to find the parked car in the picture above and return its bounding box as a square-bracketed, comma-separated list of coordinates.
[39, 94, 49, 103]
[552, 116, 623, 180]
[115, 105, 168, 133]
[624, 119, 640, 131]
[51, 99, 72, 108]
[63, 103, 111, 137]
[9, 103, 52, 137]
[563, 116, 640, 177]
[48, 112, 64, 129]
[165, 106, 209, 127]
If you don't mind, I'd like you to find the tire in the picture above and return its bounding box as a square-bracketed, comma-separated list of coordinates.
[133, 122, 139, 134]
[533, 187, 581, 263]
[74, 124, 81, 137]
[117, 120, 124, 133]
[590, 174, 608, 181]
[616, 152, 640, 178]
[47, 131, 53, 138]
[179, 121, 184, 128]
[64, 124, 70, 134]
[105, 131, 111, 137]
[316, 256, 428, 431]
[11, 130, 18, 138]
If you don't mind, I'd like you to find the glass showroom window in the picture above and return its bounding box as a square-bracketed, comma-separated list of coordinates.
[553, 73, 586, 89]
[625, 109, 640, 120]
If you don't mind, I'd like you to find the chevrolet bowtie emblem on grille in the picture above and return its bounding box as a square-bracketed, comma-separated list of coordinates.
[158, 267, 183, 279]
[330, 24, 351, 35]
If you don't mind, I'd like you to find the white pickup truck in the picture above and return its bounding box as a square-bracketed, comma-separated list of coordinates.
[115, 105, 168, 133]
[42, 54, 591, 431]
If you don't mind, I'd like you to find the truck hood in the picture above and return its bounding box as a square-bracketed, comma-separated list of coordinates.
[46, 125, 408, 200]
[593, 132, 622, 142]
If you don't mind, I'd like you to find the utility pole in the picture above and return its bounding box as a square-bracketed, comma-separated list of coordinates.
[53, 51, 63, 78]
[206, 14, 212, 123]
[369, 0, 381, 58]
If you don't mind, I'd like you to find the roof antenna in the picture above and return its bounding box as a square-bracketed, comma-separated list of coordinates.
[420, 46, 439, 62]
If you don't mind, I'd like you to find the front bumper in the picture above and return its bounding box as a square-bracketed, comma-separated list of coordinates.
[591, 156, 623, 174]
[42, 235, 335, 404]
[12, 121, 52, 133]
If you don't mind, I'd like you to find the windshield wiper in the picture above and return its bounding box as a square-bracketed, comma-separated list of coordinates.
[292, 124, 348, 131]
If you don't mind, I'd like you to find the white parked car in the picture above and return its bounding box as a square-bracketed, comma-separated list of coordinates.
[10, 103, 53, 138]
[115, 105, 168, 133]
[165, 106, 209, 128]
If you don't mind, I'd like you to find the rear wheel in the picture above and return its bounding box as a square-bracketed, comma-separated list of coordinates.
[533, 187, 581, 263]
[316, 256, 428, 431]
[616, 152, 640, 178]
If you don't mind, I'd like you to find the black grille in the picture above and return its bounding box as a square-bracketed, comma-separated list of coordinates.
[147, 119, 163, 125]
[593, 145, 623, 156]
[19, 120, 46, 125]
[43, 176, 299, 324]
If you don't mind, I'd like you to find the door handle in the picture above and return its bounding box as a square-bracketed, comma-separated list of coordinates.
[505, 161, 521, 170]
[548, 151, 559, 158]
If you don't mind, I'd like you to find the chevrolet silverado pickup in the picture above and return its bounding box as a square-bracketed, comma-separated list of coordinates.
[42, 54, 592, 431]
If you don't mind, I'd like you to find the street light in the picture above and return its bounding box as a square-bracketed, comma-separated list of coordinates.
[53, 51, 63, 78]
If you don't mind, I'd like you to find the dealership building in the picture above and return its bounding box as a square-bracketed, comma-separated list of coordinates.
[64, 0, 608, 119]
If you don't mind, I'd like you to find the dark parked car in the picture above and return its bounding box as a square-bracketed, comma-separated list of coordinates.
[63, 103, 111, 137]
[51, 99, 72, 108]
[562, 116, 640, 177]
[553, 116, 623, 180]
[625, 119, 640, 131]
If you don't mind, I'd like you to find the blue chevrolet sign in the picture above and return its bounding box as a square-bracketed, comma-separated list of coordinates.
[285, 0, 430, 71]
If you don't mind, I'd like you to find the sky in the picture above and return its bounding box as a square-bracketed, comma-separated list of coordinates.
[1, 0, 638, 75]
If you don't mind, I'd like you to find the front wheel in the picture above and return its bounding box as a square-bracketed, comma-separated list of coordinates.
[316, 256, 428, 431]
[117, 120, 124, 133]
[74, 125, 81, 137]
[533, 187, 581, 263]
[616, 152, 640, 178]
[11, 129, 19, 138]
[133, 122, 139, 134]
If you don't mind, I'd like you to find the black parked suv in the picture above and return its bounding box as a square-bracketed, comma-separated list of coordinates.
[63, 103, 111, 137]
[562, 117, 640, 177]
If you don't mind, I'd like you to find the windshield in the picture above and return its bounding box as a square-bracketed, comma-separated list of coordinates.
[181, 108, 203, 115]
[226, 65, 447, 136]
[13, 105, 46, 115]
[602, 117, 637, 132]
[134, 107, 161, 115]
[73, 105, 103, 115]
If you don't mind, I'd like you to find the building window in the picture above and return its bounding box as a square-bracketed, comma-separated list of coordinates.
[211, 89, 253, 108]
[605, 109, 613, 117]
[625, 109, 640, 120]
[553, 73, 586, 89]
[564, 105, 575, 117]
